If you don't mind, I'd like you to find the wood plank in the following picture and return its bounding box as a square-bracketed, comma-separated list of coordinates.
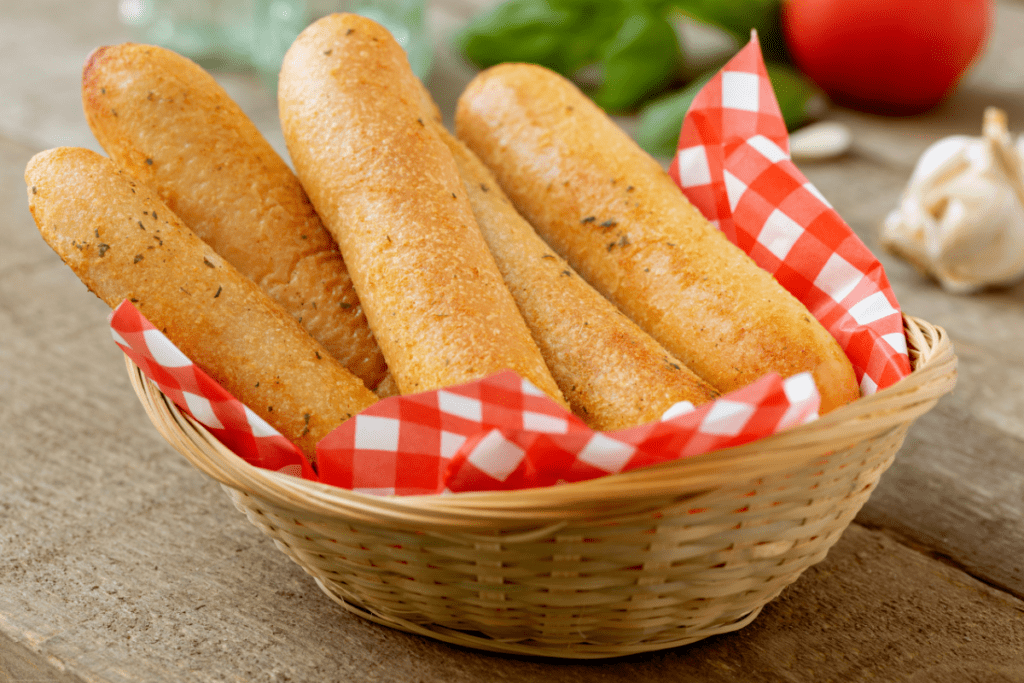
[799, 149, 1024, 600]
[857, 389, 1024, 597]
[683, 524, 1024, 683]
[0, 631, 85, 683]
[4, 1, 1024, 680]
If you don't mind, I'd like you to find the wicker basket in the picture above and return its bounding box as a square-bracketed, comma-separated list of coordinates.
[127, 314, 955, 659]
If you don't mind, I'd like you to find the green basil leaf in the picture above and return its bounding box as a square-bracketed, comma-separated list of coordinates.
[669, 0, 779, 39]
[458, 0, 583, 73]
[669, 0, 787, 62]
[592, 9, 682, 112]
[458, 0, 644, 76]
[558, 2, 633, 75]
[635, 62, 823, 158]
[765, 62, 824, 131]
[634, 70, 715, 158]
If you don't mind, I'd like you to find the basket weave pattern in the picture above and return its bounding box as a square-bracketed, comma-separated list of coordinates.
[128, 315, 955, 658]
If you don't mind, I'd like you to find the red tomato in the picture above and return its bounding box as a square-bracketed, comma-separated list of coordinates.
[781, 0, 994, 115]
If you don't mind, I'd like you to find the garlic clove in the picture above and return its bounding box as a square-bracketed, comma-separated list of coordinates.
[789, 121, 853, 161]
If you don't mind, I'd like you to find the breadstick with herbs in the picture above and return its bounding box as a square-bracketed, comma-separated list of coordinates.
[26, 147, 377, 460]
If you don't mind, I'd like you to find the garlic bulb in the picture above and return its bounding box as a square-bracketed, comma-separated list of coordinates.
[881, 108, 1024, 294]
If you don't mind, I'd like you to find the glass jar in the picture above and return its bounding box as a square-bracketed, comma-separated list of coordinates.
[118, 0, 432, 83]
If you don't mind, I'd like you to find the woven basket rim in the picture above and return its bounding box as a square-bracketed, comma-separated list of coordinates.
[128, 313, 956, 529]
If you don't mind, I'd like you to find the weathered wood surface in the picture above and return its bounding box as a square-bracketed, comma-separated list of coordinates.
[3, 1, 1024, 681]
[809, 153, 1024, 599]
[793, 147, 1024, 599]
[784, 0, 1024, 597]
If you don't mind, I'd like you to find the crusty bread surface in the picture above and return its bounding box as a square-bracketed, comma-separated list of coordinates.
[82, 43, 387, 390]
[438, 123, 719, 429]
[455, 63, 860, 413]
[26, 147, 377, 459]
[278, 14, 565, 404]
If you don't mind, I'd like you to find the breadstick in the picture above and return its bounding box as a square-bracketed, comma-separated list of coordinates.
[436, 123, 718, 429]
[82, 43, 387, 391]
[26, 147, 377, 459]
[278, 14, 565, 404]
[456, 63, 860, 413]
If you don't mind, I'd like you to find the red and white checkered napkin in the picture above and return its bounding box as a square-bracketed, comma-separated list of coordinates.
[344, 370, 815, 493]
[670, 35, 912, 394]
[316, 369, 818, 496]
[110, 300, 316, 481]
[316, 370, 590, 495]
[110, 34, 910, 495]
[113, 293, 819, 493]
[112, 297, 818, 494]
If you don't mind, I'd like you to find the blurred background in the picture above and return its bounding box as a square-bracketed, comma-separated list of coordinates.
[2, 0, 1016, 170]
[5, 4, 1024, 680]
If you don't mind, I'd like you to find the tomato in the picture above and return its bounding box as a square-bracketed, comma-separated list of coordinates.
[781, 0, 994, 115]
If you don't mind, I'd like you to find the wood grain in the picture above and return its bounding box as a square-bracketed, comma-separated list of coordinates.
[800, 153, 1024, 600]
[3, 0, 1024, 680]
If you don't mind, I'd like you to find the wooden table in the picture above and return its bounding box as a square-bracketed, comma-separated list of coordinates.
[2, 2, 1023, 681]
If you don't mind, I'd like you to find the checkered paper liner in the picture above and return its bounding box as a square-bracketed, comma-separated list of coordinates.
[111, 35, 910, 495]
[317, 368, 819, 495]
[110, 302, 316, 482]
[111, 299, 818, 496]
[671, 36, 911, 394]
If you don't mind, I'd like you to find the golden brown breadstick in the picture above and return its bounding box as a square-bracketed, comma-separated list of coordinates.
[436, 123, 718, 429]
[26, 147, 377, 459]
[82, 43, 387, 390]
[456, 63, 859, 414]
[278, 14, 565, 404]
